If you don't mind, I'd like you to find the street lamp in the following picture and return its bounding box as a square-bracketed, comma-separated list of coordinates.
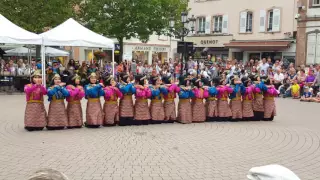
[169, 12, 196, 75]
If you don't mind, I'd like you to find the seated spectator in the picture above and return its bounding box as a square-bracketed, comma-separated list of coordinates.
[28, 169, 69, 180]
[273, 69, 284, 90]
[301, 86, 313, 102]
[279, 79, 291, 98]
[291, 79, 300, 99]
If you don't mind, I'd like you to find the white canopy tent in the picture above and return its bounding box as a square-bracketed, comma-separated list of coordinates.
[45, 47, 69, 56]
[39, 18, 115, 85]
[5, 47, 35, 56]
[5, 47, 69, 56]
[0, 14, 42, 45]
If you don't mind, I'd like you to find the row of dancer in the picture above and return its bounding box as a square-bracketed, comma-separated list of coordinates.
[23, 71, 278, 131]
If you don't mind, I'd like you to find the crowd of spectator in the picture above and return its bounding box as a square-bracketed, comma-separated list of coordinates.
[1, 56, 320, 100]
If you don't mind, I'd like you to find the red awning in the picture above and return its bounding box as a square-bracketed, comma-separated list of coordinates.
[224, 41, 292, 51]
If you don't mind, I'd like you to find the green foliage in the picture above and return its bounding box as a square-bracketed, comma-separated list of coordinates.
[0, 0, 81, 33]
[79, 0, 188, 43]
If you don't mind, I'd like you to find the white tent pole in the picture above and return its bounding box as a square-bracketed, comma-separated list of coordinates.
[91, 49, 93, 64]
[112, 48, 115, 77]
[41, 44, 46, 88]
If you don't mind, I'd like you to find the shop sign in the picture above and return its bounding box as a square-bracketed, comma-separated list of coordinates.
[200, 40, 218, 45]
[152, 47, 167, 52]
[134, 46, 151, 51]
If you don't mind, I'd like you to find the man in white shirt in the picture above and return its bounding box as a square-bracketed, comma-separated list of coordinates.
[259, 58, 270, 75]
[273, 69, 284, 90]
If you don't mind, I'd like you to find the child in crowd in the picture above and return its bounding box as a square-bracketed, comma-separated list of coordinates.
[291, 79, 300, 99]
[301, 86, 313, 102]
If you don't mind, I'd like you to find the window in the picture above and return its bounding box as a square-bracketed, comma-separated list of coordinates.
[213, 16, 222, 33]
[306, 30, 320, 64]
[197, 17, 205, 33]
[313, 0, 320, 6]
[246, 12, 253, 32]
[267, 10, 273, 32]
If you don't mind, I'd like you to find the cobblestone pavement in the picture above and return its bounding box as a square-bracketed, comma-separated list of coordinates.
[0, 95, 320, 180]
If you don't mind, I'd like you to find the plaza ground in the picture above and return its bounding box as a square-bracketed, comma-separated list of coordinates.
[0, 96, 319, 180]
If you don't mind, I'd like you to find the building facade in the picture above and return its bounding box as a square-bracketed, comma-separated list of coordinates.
[296, 0, 320, 66]
[187, 0, 297, 63]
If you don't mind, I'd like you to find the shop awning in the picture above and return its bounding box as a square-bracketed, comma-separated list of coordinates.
[224, 40, 292, 51]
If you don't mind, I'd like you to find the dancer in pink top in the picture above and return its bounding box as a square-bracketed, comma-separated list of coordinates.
[192, 78, 209, 122]
[134, 75, 152, 125]
[66, 74, 85, 128]
[24, 70, 47, 131]
[103, 76, 123, 126]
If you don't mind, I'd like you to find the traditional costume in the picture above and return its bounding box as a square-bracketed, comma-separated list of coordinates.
[241, 77, 254, 120]
[191, 78, 208, 122]
[229, 75, 245, 121]
[217, 84, 233, 121]
[263, 79, 278, 121]
[47, 74, 70, 130]
[206, 78, 219, 122]
[24, 70, 47, 131]
[84, 73, 104, 128]
[118, 73, 136, 126]
[252, 75, 267, 121]
[134, 75, 151, 125]
[66, 74, 85, 128]
[177, 76, 194, 124]
[149, 76, 168, 124]
[103, 76, 123, 126]
[162, 76, 180, 123]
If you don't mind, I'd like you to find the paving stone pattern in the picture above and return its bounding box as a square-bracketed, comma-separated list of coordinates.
[0, 95, 320, 180]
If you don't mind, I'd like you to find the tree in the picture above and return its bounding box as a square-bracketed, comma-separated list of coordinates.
[0, 0, 81, 57]
[0, 0, 80, 33]
[79, 0, 188, 60]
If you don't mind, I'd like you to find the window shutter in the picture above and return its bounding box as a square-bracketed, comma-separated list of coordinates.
[307, 33, 317, 64]
[205, 16, 211, 34]
[259, 10, 266, 32]
[272, 8, 281, 32]
[239, 11, 247, 33]
[222, 15, 228, 34]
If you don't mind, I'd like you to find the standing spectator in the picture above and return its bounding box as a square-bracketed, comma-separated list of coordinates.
[259, 58, 269, 75]
[272, 60, 281, 73]
[137, 62, 144, 75]
[174, 62, 181, 80]
[267, 67, 274, 79]
[131, 60, 137, 76]
[267, 57, 273, 66]
[67, 59, 76, 76]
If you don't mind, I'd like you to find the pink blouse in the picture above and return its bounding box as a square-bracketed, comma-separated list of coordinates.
[243, 85, 254, 100]
[24, 84, 47, 101]
[103, 86, 123, 101]
[264, 86, 279, 97]
[193, 87, 209, 99]
[136, 87, 151, 99]
[253, 86, 261, 94]
[66, 85, 85, 102]
[217, 86, 233, 99]
[164, 84, 180, 99]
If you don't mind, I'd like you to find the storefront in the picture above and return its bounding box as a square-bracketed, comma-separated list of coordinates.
[123, 44, 170, 64]
[185, 35, 233, 61]
[225, 40, 296, 63]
